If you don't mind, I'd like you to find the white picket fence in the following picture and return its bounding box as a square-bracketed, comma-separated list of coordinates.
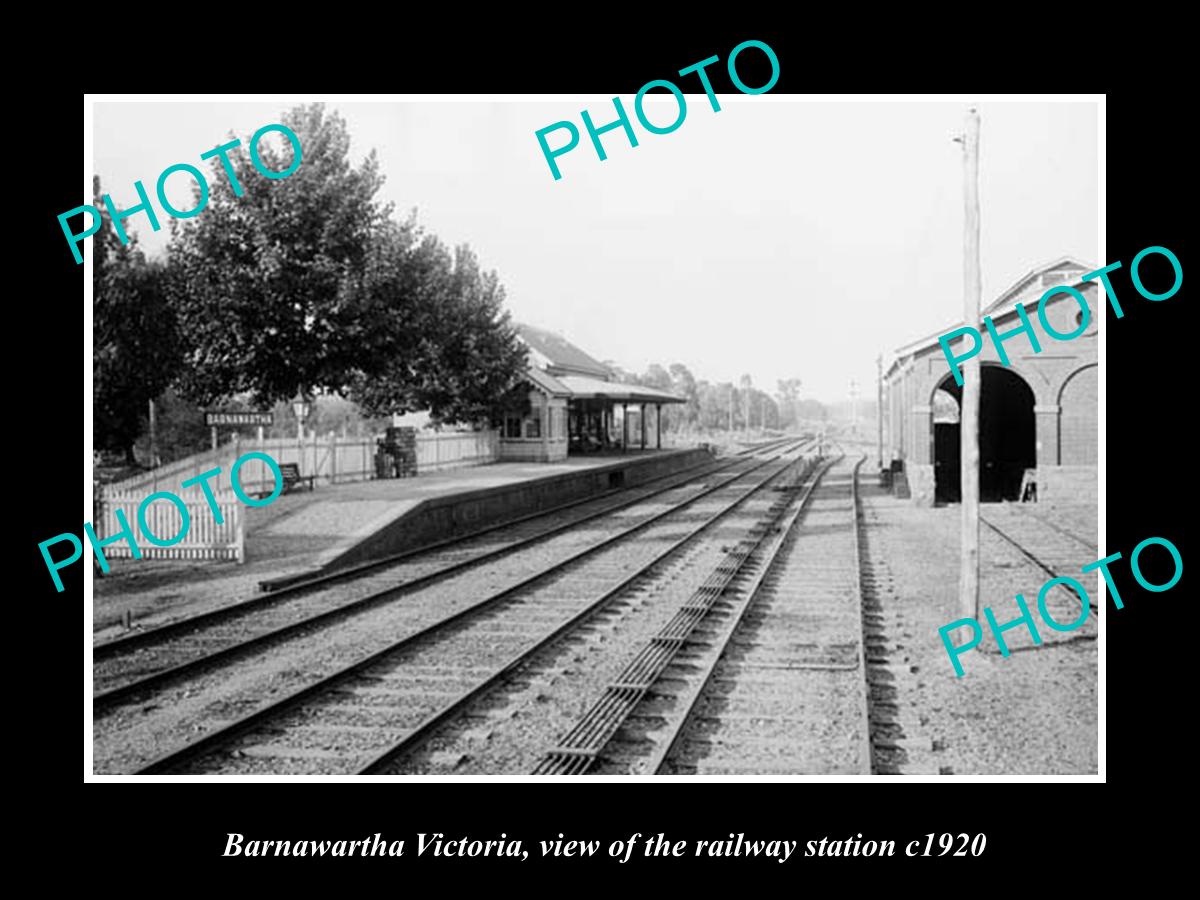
[96, 492, 244, 563]
[93, 431, 499, 563]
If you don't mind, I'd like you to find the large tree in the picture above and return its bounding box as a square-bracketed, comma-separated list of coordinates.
[427, 244, 528, 425]
[167, 104, 527, 429]
[93, 177, 180, 461]
[167, 104, 393, 407]
[349, 235, 528, 426]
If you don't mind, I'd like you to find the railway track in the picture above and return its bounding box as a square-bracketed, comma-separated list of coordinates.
[980, 503, 1100, 612]
[94, 439, 808, 712]
[128, 442, 815, 774]
[534, 453, 871, 776]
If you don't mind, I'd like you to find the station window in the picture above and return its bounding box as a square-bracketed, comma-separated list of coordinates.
[504, 417, 522, 439]
[526, 417, 541, 438]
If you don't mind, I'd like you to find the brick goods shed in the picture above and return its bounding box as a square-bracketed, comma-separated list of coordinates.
[883, 257, 1098, 506]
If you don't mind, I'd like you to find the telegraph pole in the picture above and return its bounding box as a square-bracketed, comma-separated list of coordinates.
[959, 107, 982, 619]
[849, 379, 859, 437]
[876, 355, 884, 469]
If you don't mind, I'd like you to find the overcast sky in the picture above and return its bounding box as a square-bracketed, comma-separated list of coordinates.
[93, 98, 1098, 404]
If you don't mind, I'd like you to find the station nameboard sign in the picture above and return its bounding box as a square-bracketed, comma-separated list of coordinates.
[205, 411, 274, 426]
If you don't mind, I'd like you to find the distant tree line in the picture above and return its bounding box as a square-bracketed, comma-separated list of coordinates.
[93, 104, 528, 465]
[605, 364, 828, 435]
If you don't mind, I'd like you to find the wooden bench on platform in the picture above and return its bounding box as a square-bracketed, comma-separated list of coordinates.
[266, 462, 315, 497]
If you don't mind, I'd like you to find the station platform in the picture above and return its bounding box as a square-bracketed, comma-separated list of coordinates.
[92, 448, 710, 638]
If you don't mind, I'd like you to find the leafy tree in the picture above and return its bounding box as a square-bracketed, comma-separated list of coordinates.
[668, 363, 700, 431]
[641, 364, 672, 391]
[167, 104, 392, 407]
[93, 177, 180, 461]
[167, 104, 527, 431]
[350, 236, 528, 426]
[603, 361, 636, 384]
[747, 388, 779, 430]
[777, 377, 802, 430]
[130, 387, 210, 464]
[342, 224, 444, 417]
[739, 374, 754, 431]
[418, 243, 528, 425]
[697, 381, 737, 431]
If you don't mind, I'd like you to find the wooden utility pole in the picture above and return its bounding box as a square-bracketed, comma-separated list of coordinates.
[876, 355, 884, 469]
[959, 107, 982, 619]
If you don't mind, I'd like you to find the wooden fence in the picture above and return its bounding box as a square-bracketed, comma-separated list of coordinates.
[103, 430, 501, 498]
[96, 492, 244, 563]
[94, 431, 500, 563]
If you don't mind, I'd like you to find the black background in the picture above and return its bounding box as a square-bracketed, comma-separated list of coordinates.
[26, 23, 1183, 884]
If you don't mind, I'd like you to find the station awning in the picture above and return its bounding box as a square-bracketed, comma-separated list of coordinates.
[522, 368, 686, 404]
[556, 375, 685, 405]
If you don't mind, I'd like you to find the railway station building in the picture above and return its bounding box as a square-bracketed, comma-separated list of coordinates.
[883, 257, 1098, 506]
[498, 324, 685, 463]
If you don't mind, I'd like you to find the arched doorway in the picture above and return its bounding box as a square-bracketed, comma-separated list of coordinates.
[1058, 364, 1098, 465]
[932, 365, 1036, 504]
[932, 387, 961, 503]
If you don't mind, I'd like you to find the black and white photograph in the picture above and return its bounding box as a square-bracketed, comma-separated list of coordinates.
[82, 93, 1103, 778]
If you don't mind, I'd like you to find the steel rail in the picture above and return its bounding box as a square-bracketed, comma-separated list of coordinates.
[995, 503, 1097, 555]
[536, 454, 839, 776]
[848, 455, 874, 775]
[95, 440, 810, 710]
[979, 514, 1099, 611]
[133, 444, 810, 774]
[355, 451, 814, 774]
[96, 441, 789, 661]
[642, 455, 866, 776]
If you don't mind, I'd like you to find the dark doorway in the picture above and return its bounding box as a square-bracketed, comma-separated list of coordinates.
[933, 366, 1036, 504]
[933, 387, 961, 503]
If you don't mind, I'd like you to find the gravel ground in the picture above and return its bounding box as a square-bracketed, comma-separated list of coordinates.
[93, 462, 747, 694]
[656, 463, 867, 776]
[383, 498, 783, 775]
[860, 481, 1097, 775]
[92, 459, 788, 773]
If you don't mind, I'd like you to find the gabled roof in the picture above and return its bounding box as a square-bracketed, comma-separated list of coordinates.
[516, 323, 612, 379]
[887, 255, 1097, 371]
[525, 367, 572, 397]
[982, 255, 1095, 315]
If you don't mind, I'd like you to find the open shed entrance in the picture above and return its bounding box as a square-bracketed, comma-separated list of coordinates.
[933, 366, 1035, 504]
